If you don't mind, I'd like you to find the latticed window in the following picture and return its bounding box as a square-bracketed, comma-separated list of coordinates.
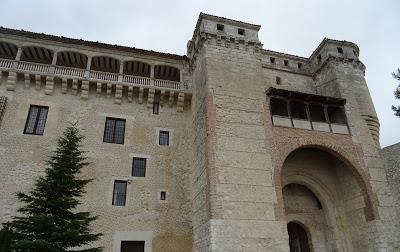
[112, 180, 127, 206]
[132, 157, 146, 177]
[103, 117, 126, 144]
[24, 105, 49, 135]
[159, 130, 169, 146]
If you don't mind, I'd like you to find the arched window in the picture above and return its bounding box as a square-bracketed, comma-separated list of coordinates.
[154, 65, 180, 81]
[123, 61, 150, 77]
[91, 56, 120, 73]
[0, 41, 18, 59]
[20, 46, 53, 64]
[56, 51, 88, 69]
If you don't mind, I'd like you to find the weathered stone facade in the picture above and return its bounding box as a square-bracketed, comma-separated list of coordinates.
[0, 13, 399, 251]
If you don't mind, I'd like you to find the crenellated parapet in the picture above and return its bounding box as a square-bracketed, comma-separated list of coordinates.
[187, 13, 263, 69]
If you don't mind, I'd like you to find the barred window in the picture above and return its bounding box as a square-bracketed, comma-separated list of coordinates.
[103, 117, 126, 144]
[153, 102, 159, 115]
[112, 180, 127, 206]
[24, 105, 49, 135]
[132, 157, 146, 177]
[159, 131, 169, 146]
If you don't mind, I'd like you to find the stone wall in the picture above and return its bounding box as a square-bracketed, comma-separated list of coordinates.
[0, 77, 193, 252]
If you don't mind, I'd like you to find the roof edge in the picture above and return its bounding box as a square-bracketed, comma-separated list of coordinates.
[0, 26, 188, 62]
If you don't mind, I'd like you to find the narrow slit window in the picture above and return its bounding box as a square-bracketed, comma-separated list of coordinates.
[284, 60, 289, 66]
[317, 54, 322, 64]
[337, 47, 343, 54]
[327, 106, 347, 124]
[270, 57, 275, 64]
[132, 157, 146, 177]
[103, 117, 126, 144]
[24, 105, 49, 135]
[153, 102, 159, 115]
[297, 63, 302, 69]
[112, 180, 127, 206]
[159, 130, 170, 146]
[238, 28, 245, 35]
[290, 101, 307, 120]
[160, 191, 166, 200]
[270, 98, 288, 117]
[309, 104, 326, 122]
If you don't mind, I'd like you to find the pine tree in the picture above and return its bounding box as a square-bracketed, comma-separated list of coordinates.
[393, 69, 400, 117]
[0, 125, 102, 252]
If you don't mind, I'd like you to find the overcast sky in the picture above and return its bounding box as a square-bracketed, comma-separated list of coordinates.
[1, 0, 399, 147]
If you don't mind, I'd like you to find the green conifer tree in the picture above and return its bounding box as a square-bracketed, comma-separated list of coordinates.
[0, 125, 102, 252]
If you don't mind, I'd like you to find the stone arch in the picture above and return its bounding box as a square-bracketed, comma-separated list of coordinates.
[287, 220, 313, 252]
[56, 50, 88, 69]
[154, 65, 180, 81]
[20, 46, 54, 64]
[0, 41, 18, 59]
[274, 143, 378, 222]
[91, 55, 120, 73]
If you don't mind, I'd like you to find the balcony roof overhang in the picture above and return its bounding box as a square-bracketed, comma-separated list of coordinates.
[266, 87, 346, 106]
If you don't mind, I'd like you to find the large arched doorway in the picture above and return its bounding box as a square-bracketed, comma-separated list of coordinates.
[281, 147, 375, 251]
[287, 221, 311, 252]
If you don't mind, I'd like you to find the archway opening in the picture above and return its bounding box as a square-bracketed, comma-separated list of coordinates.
[287, 221, 311, 252]
[281, 147, 374, 251]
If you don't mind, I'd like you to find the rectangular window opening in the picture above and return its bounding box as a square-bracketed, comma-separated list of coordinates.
[103, 117, 126, 144]
[217, 24, 224, 31]
[24, 105, 49, 135]
[270, 98, 288, 117]
[297, 63, 302, 69]
[159, 130, 170, 146]
[290, 101, 308, 120]
[153, 102, 159, 115]
[160, 191, 166, 201]
[238, 28, 245, 35]
[317, 54, 322, 64]
[309, 104, 326, 122]
[270, 57, 275, 64]
[284, 60, 289, 66]
[327, 106, 347, 124]
[132, 157, 146, 177]
[337, 47, 343, 54]
[112, 180, 127, 206]
[121, 241, 145, 252]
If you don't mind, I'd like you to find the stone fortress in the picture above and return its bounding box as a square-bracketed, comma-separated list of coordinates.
[0, 12, 399, 251]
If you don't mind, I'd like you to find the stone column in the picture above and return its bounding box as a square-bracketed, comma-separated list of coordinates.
[85, 56, 92, 78]
[150, 65, 155, 86]
[118, 61, 124, 82]
[6, 47, 22, 91]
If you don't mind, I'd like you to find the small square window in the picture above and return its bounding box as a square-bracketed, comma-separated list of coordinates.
[337, 47, 343, 53]
[297, 63, 302, 69]
[238, 28, 245, 35]
[160, 191, 166, 201]
[112, 180, 127, 206]
[159, 131, 169, 146]
[103, 117, 126, 144]
[24, 105, 49, 135]
[284, 60, 289, 66]
[276, 76, 281, 85]
[270, 57, 275, 64]
[153, 102, 159, 115]
[217, 24, 224, 31]
[132, 157, 146, 177]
